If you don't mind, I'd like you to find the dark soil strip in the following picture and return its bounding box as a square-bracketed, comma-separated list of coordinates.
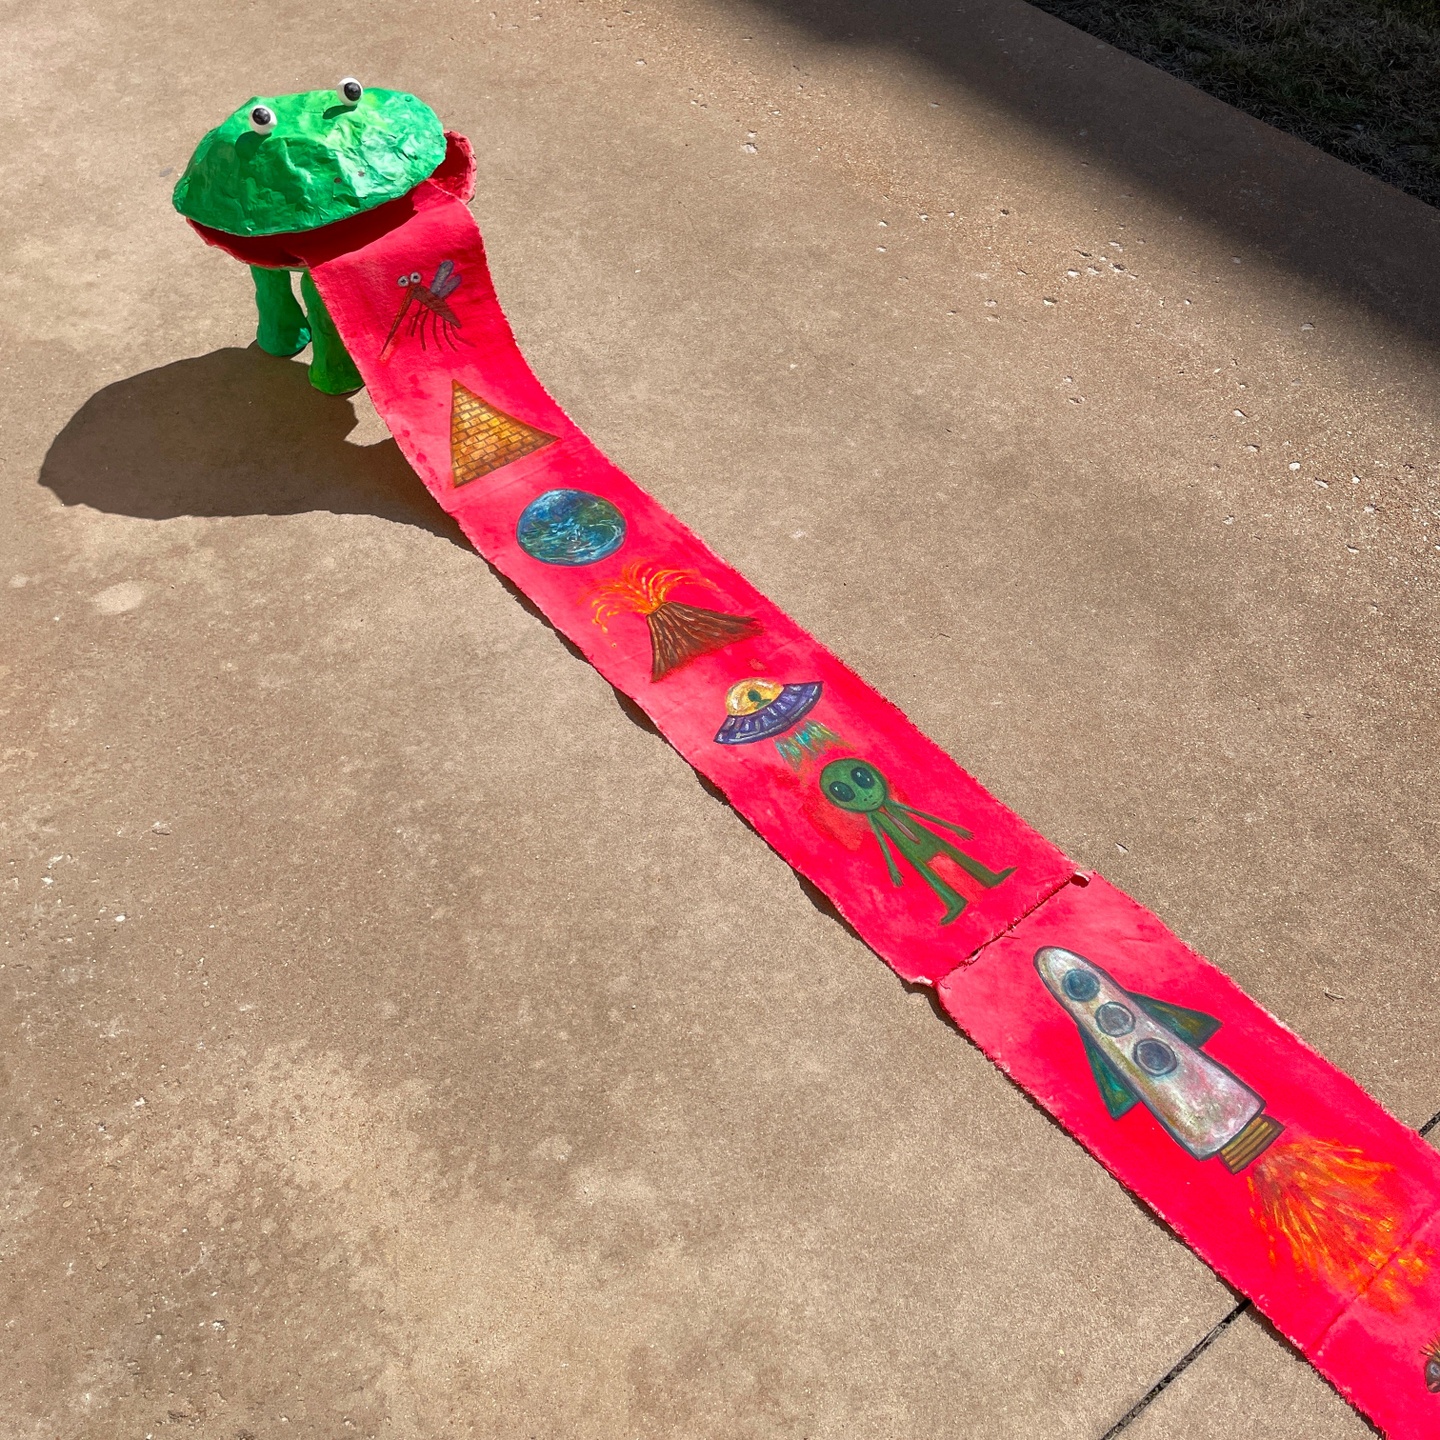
[1028, 0, 1440, 206]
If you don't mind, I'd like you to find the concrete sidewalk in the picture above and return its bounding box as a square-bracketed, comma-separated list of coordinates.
[3, 0, 1438, 1434]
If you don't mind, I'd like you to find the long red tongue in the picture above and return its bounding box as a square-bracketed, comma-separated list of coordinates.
[283, 170, 1440, 1440]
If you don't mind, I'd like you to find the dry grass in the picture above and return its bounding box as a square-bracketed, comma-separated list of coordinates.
[1028, 0, 1440, 205]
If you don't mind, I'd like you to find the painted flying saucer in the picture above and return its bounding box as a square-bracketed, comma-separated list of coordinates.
[715, 678, 823, 744]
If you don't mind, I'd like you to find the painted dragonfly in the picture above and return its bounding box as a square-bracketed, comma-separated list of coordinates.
[379, 259, 463, 360]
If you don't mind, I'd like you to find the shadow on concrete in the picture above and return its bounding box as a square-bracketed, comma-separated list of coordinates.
[38, 345, 467, 547]
[744, 0, 1440, 352]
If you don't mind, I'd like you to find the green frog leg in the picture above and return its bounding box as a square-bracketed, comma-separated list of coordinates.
[250, 266, 310, 357]
[299, 270, 364, 394]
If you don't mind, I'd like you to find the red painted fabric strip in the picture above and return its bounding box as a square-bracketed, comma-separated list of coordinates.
[304, 179, 1075, 987]
[284, 171, 1438, 1434]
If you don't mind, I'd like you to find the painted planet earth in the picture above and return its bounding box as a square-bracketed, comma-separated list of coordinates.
[515, 489, 626, 565]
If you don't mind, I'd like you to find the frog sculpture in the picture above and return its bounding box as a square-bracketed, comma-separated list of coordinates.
[172, 80, 473, 393]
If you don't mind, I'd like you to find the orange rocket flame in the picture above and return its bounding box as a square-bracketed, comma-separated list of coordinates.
[590, 563, 763, 681]
[1248, 1135, 1427, 1307]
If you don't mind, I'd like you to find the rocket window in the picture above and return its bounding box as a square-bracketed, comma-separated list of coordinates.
[1095, 1002, 1135, 1036]
[1133, 1039, 1179, 1076]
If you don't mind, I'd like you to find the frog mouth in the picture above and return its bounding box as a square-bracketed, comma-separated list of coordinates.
[184, 131, 475, 271]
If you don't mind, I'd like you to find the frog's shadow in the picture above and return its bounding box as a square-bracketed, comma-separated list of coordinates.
[39, 344, 467, 548]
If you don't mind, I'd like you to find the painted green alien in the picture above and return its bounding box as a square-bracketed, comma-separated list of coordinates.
[819, 758, 1015, 924]
[172, 80, 463, 393]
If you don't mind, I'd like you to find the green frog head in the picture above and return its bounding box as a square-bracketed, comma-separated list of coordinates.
[172, 80, 447, 237]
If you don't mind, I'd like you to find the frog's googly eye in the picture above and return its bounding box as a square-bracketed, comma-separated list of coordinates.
[248, 104, 276, 135]
[409, 271, 422, 284]
[338, 77, 364, 105]
[397, 275, 410, 288]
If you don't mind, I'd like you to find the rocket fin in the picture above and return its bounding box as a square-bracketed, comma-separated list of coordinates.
[1080, 1028, 1139, 1119]
[1135, 995, 1222, 1048]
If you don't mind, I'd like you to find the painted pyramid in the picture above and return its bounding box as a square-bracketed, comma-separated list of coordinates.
[450, 382, 557, 486]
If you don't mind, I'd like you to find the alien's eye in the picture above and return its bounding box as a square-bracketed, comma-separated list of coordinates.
[397, 275, 410, 287]
[248, 104, 276, 135]
[338, 77, 363, 105]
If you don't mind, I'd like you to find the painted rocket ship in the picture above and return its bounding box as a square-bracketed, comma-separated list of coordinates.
[1034, 946, 1283, 1173]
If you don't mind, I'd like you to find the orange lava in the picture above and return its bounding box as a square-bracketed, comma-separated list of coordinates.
[591, 564, 712, 626]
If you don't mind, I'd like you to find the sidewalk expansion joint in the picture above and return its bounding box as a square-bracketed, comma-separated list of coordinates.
[1098, 1301, 1248, 1438]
